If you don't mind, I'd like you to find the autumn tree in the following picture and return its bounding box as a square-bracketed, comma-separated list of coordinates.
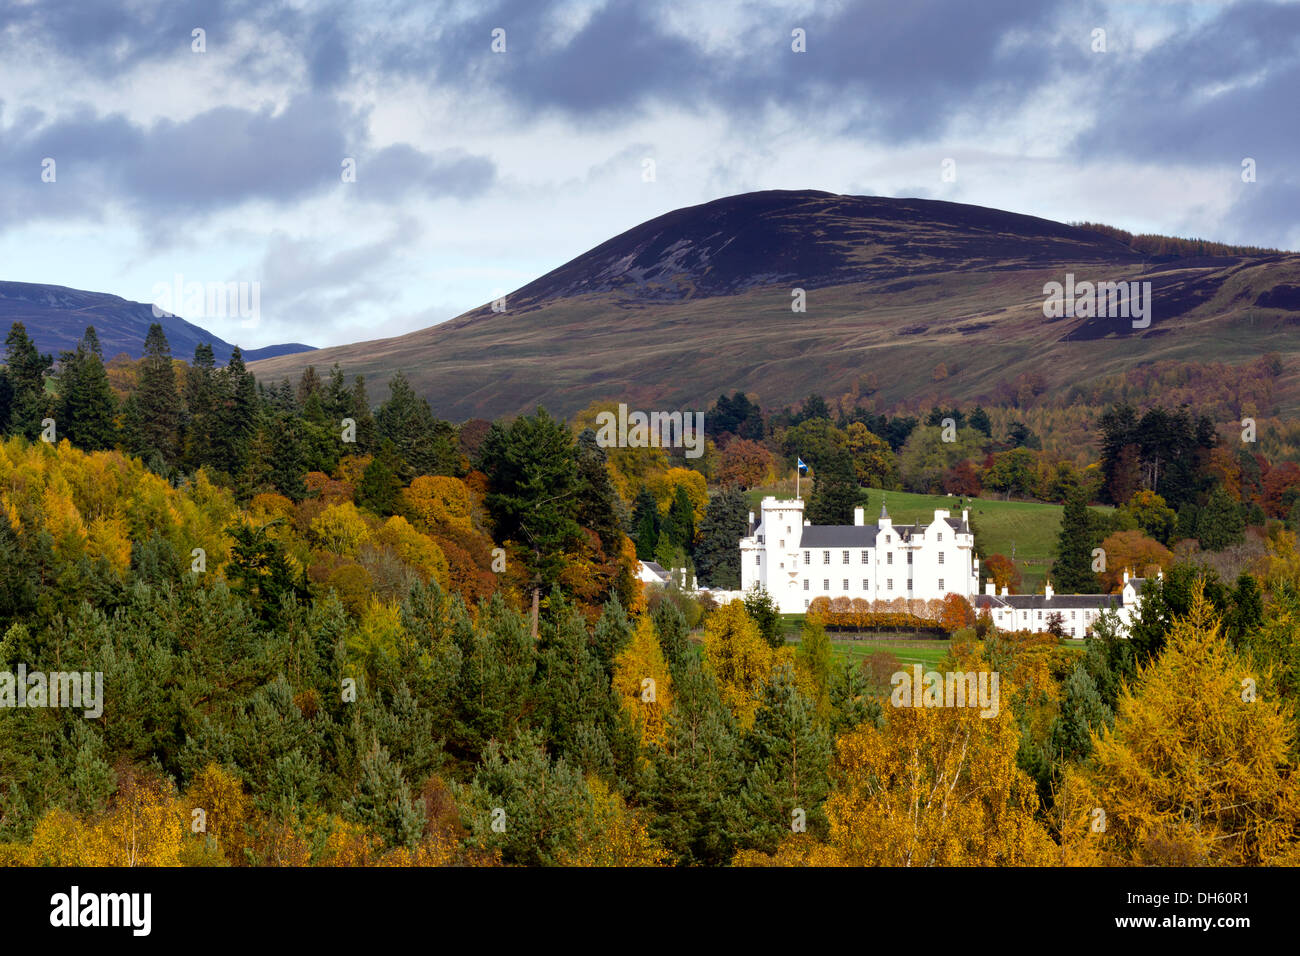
[612, 615, 674, 750]
[983, 553, 1021, 593]
[1096, 529, 1171, 592]
[1058, 584, 1300, 866]
[717, 437, 773, 489]
[703, 600, 784, 729]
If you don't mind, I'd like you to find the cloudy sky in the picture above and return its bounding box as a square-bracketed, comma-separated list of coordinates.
[0, 0, 1296, 350]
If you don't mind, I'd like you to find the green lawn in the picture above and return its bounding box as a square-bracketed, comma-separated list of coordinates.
[749, 487, 1112, 594]
[786, 635, 952, 667]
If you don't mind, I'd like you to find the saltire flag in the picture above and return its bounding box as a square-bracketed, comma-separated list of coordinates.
[797, 458, 808, 474]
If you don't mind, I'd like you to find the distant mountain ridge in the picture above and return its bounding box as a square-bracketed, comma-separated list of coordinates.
[0, 281, 315, 363]
[232, 188, 1300, 421]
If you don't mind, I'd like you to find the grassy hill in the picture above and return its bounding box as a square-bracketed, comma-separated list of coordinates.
[746, 486, 1113, 593]
[248, 189, 1300, 421]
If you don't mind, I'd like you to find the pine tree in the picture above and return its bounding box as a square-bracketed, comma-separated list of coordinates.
[630, 486, 660, 561]
[695, 486, 749, 589]
[651, 599, 691, 681]
[643, 657, 743, 866]
[1048, 663, 1113, 761]
[267, 413, 308, 501]
[3, 322, 53, 439]
[744, 585, 783, 649]
[376, 372, 457, 479]
[574, 428, 624, 556]
[1053, 492, 1099, 593]
[731, 663, 832, 853]
[345, 745, 425, 850]
[356, 446, 402, 516]
[181, 343, 218, 469]
[213, 348, 258, 477]
[662, 485, 696, 557]
[295, 365, 323, 406]
[477, 409, 584, 627]
[1196, 485, 1246, 551]
[349, 375, 375, 452]
[135, 323, 180, 463]
[805, 449, 859, 525]
[57, 327, 116, 450]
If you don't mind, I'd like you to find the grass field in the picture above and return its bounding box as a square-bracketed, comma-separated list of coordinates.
[752, 487, 1112, 593]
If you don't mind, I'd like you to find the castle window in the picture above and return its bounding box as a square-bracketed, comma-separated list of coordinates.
[842, 550, 850, 564]
[887, 553, 893, 565]
[907, 552, 913, 564]
[823, 579, 829, 591]
[804, 551, 810, 565]
[804, 599, 809, 609]
[755, 555, 761, 565]
[938, 579, 944, 591]
[862, 579, 869, 590]
[937, 533, 942, 541]
[861, 550, 869, 563]
[887, 579, 893, 591]
[842, 579, 849, 591]
[780, 540, 785, 549]
[907, 579, 913, 591]
[803, 580, 809, 591]
[938, 552, 945, 565]
[823, 551, 830, 565]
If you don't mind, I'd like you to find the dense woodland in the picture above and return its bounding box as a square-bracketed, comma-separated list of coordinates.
[0, 321, 1298, 866]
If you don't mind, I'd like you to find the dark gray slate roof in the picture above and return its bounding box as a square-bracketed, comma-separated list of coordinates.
[642, 562, 669, 578]
[1000, 594, 1123, 610]
[799, 525, 879, 548]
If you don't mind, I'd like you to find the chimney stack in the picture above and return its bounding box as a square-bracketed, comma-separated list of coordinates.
[1045, 581, 1054, 600]
[853, 506, 864, 526]
[985, 581, 995, 596]
[1000, 585, 1008, 597]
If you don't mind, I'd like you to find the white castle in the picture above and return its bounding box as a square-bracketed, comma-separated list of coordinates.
[737, 495, 1148, 638]
[740, 497, 979, 613]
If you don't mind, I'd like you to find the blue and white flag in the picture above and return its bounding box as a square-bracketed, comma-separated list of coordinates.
[797, 458, 808, 474]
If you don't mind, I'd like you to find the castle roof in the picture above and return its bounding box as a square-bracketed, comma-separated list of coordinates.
[799, 525, 879, 547]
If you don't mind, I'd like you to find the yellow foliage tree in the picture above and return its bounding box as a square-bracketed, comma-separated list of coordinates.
[185, 763, 251, 865]
[378, 515, 450, 590]
[612, 616, 674, 749]
[311, 501, 371, 557]
[1057, 583, 1300, 866]
[402, 475, 473, 534]
[758, 659, 1055, 866]
[702, 600, 781, 730]
[558, 777, 670, 867]
[647, 467, 708, 525]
